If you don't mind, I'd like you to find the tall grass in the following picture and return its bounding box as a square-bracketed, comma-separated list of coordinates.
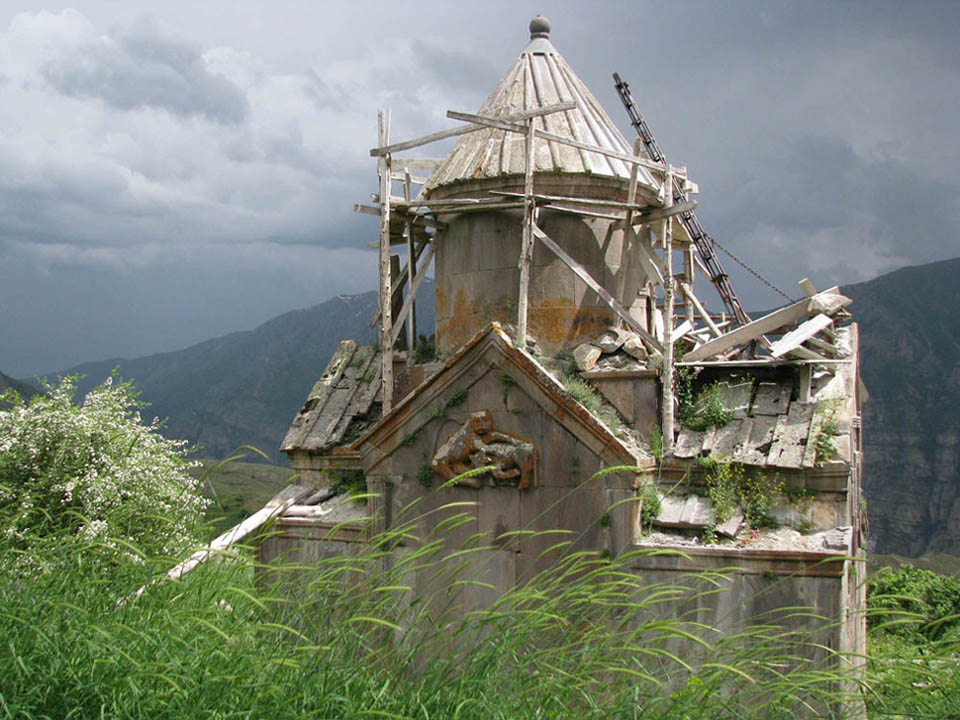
[0, 503, 869, 719]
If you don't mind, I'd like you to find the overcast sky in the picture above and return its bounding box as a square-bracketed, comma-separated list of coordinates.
[1, 0, 958, 376]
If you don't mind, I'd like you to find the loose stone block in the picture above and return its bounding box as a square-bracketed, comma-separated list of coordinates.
[573, 342, 602, 371]
[596, 327, 632, 353]
[622, 334, 648, 360]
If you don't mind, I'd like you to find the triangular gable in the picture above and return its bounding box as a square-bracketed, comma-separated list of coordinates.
[353, 322, 652, 476]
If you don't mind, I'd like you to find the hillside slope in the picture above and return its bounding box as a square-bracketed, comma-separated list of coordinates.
[38, 292, 388, 462]
[843, 258, 960, 556]
[22, 261, 959, 558]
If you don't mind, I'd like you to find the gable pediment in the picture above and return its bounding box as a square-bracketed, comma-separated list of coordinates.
[354, 323, 651, 478]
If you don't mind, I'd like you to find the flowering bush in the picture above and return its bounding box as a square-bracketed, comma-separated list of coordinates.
[0, 376, 208, 566]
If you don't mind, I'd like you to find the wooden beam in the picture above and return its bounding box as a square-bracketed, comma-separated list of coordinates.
[446, 109, 677, 179]
[629, 200, 697, 226]
[404, 170, 416, 359]
[768, 313, 834, 358]
[370, 102, 575, 157]
[388, 158, 445, 173]
[677, 280, 722, 337]
[682, 289, 852, 362]
[627, 225, 663, 285]
[661, 167, 675, 456]
[517, 118, 536, 347]
[370, 237, 429, 327]
[129, 485, 313, 601]
[377, 109, 394, 415]
[391, 242, 436, 346]
[798, 277, 818, 298]
[532, 224, 663, 352]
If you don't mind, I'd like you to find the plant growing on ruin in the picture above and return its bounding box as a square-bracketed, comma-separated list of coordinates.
[562, 374, 623, 432]
[698, 457, 783, 530]
[416, 464, 434, 488]
[676, 368, 732, 431]
[814, 405, 843, 464]
[413, 334, 437, 364]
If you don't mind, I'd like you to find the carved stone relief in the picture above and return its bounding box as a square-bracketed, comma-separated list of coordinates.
[431, 410, 537, 489]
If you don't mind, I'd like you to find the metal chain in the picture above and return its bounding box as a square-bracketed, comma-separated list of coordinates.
[704, 234, 796, 303]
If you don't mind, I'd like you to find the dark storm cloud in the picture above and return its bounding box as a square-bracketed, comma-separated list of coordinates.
[41, 16, 248, 124]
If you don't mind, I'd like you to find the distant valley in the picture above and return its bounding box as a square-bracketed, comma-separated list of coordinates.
[8, 261, 960, 559]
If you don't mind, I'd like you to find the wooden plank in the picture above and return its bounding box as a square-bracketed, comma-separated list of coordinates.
[769, 313, 834, 358]
[767, 402, 815, 468]
[678, 280, 722, 337]
[487, 190, 696, 219]
[391, 171, 429, 185]
[390, 242, 436, 345]
[388, 158, 444, 173]
[630, 200, 698, 226]
[804, 334, 837, 356]
[627, 225, 664, 285]
[517, 118, 536, 346]
[798, 277, 818, 297]
[370, 102, 575, 157]
[130, 485, 314, 601]
[751, 381, 791, 416]
[661, 167, 676, 455]
[377, 110, 393, 415]
[532, 224, 662, 352]
[446, 109, 673, 178]
[682, 289, 851, 362]
[370, 237, 429, 327]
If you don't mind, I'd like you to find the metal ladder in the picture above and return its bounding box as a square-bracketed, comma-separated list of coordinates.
[613, 72, 751, 326]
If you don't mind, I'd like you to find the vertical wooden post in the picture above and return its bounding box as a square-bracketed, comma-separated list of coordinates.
[683, 247, 695, 324]
[516, 118, 536, 348]
[377, 109, 393, 415]
[403, 169, 416, 362]
[623, 138, 642, 329]
[661, 166, 675, 456]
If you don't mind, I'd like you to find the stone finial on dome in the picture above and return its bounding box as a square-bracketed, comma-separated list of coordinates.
[529, 15, 551, 39]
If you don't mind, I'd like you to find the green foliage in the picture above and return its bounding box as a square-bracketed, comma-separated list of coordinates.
[328, 468, 366, 497]
[649, 424, 663, 460]
[676, 368, 732, 431]
[399, 429, 421, 447]
[0, 510, 866, 720]
[413, 333, 437, 364]
[699, 458, 784, 529]
[0, 376, 208, 570]
[561, 374, 623, 432]
[814, 409, 842, 464]
[638, 480, 662, 528]
[416, 464, 434, 488]
[868, 563, 960, 640]
[444, 388, 468, 409]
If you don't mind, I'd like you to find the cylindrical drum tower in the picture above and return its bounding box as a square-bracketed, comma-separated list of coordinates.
[424, 16, 663, 355]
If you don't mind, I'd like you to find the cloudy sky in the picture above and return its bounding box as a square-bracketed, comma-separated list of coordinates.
[1, 0, 957, 376]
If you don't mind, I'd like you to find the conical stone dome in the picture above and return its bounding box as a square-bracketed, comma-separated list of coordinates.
[425, 15, 659, 202]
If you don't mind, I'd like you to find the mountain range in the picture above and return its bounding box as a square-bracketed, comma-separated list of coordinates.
[7, 261, 959, 558]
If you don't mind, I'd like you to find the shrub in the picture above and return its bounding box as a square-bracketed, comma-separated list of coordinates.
[868, 563, 960, 640]
[0, 376, 208, 570]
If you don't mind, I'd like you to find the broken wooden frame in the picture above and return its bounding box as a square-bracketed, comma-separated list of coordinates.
[358, 100, 819, 426]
